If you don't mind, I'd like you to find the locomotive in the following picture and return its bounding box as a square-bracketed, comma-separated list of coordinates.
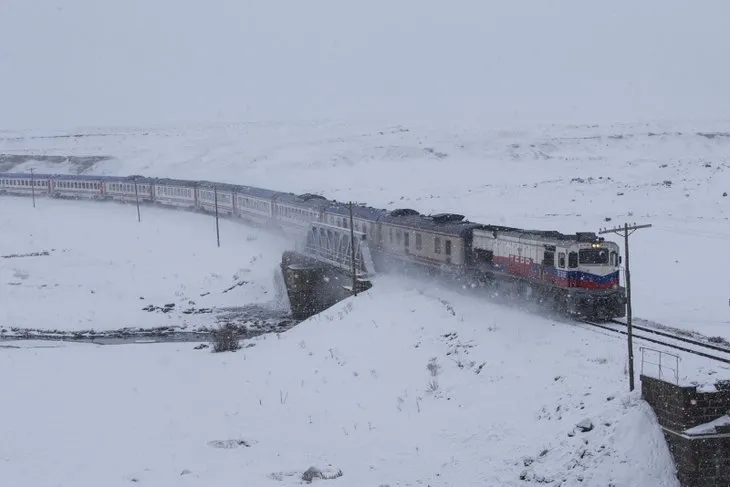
[0, 172, 626, 320]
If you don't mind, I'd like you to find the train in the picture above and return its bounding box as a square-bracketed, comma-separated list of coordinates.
[0, 172, 627, 320]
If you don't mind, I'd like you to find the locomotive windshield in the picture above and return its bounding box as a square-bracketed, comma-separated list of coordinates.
[579, 248, 609, 265]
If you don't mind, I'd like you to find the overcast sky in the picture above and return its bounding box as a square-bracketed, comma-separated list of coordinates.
[1, 0, 729, 130]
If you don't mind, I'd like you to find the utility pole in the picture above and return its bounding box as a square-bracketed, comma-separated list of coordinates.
[599, 222, 652, 392]
[30, 168, 35, 208]
[349, 202, 357, 296]
[214, 186, 220, 248]
[134, 177, 141, 223]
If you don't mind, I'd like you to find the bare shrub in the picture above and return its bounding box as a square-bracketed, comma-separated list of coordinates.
[211, 323, 240, 352]
[427, 357, 441, 377]
[301, 466, 343, 483]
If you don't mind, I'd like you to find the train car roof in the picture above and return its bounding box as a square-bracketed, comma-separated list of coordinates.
[0, 172, 48, 178]
[151, 177, 199, 187]
[236, 185, 285, 200]
[197, 180, 243, 193]
[478, 225, 605, 245]
[274, 192, 332, 209]
[1, 172, 105, 180]
[53, 174, 112, 181]
[324, 201, 388, 221]
[381, 210, 484, 237]
[99, 175, 153, 182]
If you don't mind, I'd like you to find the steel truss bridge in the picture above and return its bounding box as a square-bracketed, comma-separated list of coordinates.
[295, 222, 376, 281]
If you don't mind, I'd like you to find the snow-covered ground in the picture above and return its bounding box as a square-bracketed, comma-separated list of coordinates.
[0, 196, 289, 333]
[0, 279, 682, 487]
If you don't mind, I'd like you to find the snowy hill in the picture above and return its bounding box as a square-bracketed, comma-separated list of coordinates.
[1, 279, 681, 486]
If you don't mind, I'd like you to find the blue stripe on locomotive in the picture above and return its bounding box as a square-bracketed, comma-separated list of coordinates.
[491, 260, 619, 287]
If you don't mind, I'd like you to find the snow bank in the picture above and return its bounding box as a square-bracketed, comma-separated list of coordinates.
[684, 415, 730, 436]
[0, 278, 680, 486]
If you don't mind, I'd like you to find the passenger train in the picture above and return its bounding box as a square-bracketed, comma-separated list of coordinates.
[0, 172, 626, 320]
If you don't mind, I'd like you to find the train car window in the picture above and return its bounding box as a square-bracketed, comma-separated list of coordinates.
[558, 252, 566, 268]
[579, 248, 609, 265]
[542, 250, 555, 267]
[415, 233, 422, 250]
[389, 228, 393, 243]
[395, 230, 401, 245]
[445, 240, 451, 256]
[610, 251, 618, 266]
[434, 237, 442, 254]
[568, 252, 578, 268]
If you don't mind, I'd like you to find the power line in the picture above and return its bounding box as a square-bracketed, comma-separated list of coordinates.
[598, 222, 652, 392]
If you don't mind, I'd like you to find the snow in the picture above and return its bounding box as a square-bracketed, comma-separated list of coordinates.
[684, 415, 730, 436]
[0, 196, 289, 332]
[0, 279, 681, 486]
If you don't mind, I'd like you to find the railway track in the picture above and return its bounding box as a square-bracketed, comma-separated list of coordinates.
[579, 319, 730, 364]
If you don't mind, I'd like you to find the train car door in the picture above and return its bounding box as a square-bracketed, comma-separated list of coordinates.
[404, 232, 410, 254]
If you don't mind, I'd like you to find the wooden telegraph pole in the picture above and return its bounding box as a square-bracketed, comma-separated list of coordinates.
[134, 177, 141, 223]
[598, 222, 652, 392]
[214, 186, 220, 248]
[348, 202, 357, 296]
[30, 168, 36, 208]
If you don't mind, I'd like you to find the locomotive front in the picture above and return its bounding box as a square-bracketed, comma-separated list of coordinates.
[564, 239, 626, 320]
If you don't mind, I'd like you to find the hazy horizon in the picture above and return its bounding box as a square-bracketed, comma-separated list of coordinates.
[2, 0, 730, 131]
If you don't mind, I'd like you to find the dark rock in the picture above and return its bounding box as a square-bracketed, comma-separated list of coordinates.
[576, 419, 594, 432]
